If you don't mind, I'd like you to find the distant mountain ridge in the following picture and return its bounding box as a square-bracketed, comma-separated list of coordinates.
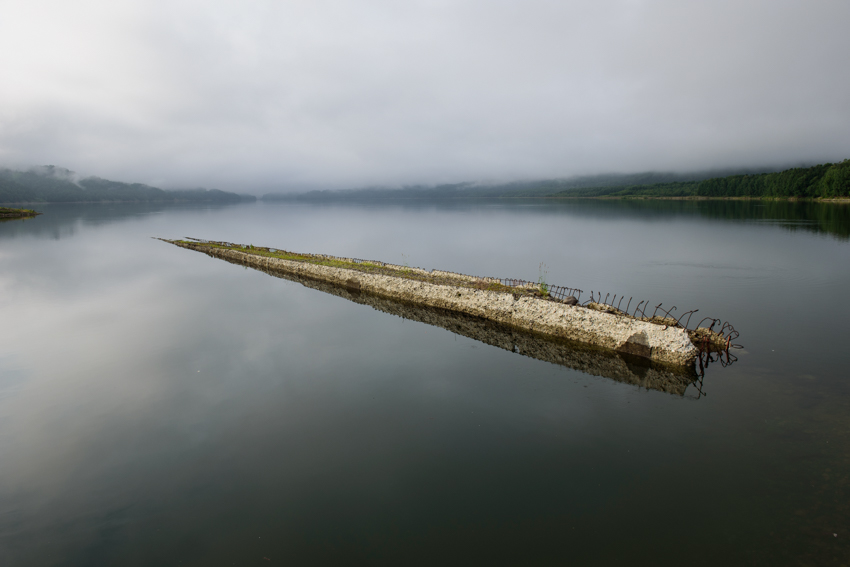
[263, 161, 849, 201]
[0, 166, 255, 204]
[261, 168, 766, 201]
[555, 160, 850, 199]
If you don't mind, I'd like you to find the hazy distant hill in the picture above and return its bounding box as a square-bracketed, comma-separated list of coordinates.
[263, 161, 849, 201]
[0, 166, 255, 204]
[555, 160, 850, 199]
[262, 170, 740, 201]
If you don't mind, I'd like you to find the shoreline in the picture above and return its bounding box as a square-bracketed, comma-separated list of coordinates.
[261, 195, 850, 203]
[4, 196, 849, 205]
[0, 207, 41, 219]
[545, 195, 850, 202]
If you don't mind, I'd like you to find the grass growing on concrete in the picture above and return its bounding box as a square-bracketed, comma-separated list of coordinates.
[175, 240, 555, 300]
[170, 239, 733, 352]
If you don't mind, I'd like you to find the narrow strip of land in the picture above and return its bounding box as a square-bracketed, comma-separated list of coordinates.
[0, 207, 41, 219]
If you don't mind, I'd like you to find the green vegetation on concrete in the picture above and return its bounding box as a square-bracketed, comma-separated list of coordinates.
[537, 262, 550, 297]
[0, 166, 255, 204]
[173, 239, 730, 353]
[174, 240, 552, 300]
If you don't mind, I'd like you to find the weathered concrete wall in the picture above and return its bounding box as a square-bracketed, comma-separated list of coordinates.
[247, 260, 698, 395]
[173, 241, 698, 367]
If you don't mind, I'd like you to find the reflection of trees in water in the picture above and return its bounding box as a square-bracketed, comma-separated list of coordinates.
[697, 200, 850, 240]
[0, 216, 39, 224]
[218, 255, 734, 398]
[426, 198, 850, 240]
[0, 202, 243, 241]
[590, 199, 850, 240]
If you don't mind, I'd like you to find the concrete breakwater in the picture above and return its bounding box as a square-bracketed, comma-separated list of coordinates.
[243, 255, 701, 395]
[165, 239, 711, 367]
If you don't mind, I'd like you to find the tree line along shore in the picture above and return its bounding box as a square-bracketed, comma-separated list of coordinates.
[554, 160, 850, 200]
[2, 160, 848, 205]
[263, 159, 850, 202]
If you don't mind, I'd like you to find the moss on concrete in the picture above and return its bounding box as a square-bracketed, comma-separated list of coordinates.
[165, 239, 713, 367]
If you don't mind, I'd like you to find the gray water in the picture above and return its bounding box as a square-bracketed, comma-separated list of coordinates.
[1, 200, 849, 566]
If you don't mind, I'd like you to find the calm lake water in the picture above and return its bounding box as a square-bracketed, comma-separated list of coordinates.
[1, 199, 849, 566]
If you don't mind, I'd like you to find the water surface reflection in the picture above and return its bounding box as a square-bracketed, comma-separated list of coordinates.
[1, 200, 849, 566]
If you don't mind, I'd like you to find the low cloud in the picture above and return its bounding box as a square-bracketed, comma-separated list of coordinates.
[1, 0, 848, 192]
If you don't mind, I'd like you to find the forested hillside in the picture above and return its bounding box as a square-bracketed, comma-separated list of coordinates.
[0, 166, 254, 203]
[555, 160, 850, 199]
[264, 161, 848, 201]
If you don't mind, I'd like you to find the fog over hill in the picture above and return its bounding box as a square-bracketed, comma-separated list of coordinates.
[1, 1, 849, 191]
[264, 162, 847, 201]
[0, 166, 254, 204]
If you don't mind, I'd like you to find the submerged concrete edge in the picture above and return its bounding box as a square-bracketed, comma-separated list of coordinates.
[168, 241, 699, 367]
[252, 260, 699, 395]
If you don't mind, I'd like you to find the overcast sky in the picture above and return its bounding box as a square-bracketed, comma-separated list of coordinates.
[1, 0, 848, 191]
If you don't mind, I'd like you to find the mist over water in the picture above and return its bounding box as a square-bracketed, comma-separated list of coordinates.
[1, 200, 850, 565]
